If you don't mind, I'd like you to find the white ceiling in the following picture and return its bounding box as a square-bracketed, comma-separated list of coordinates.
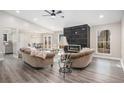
[4, 10, 124, 31]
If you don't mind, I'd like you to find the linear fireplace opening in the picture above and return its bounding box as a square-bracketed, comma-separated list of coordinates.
[64, 44, 81, 53]
[67, 44, 81, 53]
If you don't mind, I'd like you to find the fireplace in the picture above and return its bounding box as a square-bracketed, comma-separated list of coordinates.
[64, 24, 90, 49]
[64, 44, 81, 53]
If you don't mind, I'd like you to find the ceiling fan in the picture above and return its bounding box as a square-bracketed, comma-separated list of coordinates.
[43, 10, 64, 18]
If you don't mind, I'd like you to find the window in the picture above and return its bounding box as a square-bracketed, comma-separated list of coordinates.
[45, 37, 47, 48]
[97, 30, 110, 54]
[48, 36, 51, 48]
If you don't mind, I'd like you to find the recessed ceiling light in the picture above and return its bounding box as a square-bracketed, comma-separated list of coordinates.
[16, 10, 20, 14]
[99, 14, 104, 18]
[33, 18, 38, 21]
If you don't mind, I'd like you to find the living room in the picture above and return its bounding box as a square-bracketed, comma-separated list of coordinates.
[0, 10, 124, 83]
[1, 0, 124, 92]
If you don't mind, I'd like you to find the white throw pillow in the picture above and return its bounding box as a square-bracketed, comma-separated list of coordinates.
[80, 47, 90, 52]
[35, 51, 47, 59]
[30, 48, 37, 56]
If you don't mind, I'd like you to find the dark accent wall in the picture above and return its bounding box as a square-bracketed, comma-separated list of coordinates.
[64, 24, 90, 49]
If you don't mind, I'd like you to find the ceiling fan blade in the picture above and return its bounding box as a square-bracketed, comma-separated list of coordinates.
[56, 11, 62, 14]
[44, 10, 51, 14]
[42, 15, 51, 16]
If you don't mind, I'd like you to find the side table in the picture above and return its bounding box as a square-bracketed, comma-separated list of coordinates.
[58, 53, 72, 78]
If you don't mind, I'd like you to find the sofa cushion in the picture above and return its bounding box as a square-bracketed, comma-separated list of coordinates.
[30, 48, 37, 56]
[80, 48, 90, 52]
[20, 47, 31, 54]
[46, 53, 55, 58]
[70, 48, 94, 59]
[35, 51, 47, 59]
[20, 47, 55, 60]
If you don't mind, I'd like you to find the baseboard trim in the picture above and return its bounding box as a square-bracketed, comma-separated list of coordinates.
[93, 55, 121, 61]
[120, 59, 124, 71]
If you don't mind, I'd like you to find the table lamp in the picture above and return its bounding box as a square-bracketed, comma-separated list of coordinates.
[59, 36, 68, 52]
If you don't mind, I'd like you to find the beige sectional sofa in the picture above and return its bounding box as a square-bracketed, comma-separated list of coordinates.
[20, 47, 94, 69]
[20, 48, 55, 68]
[67, 48, 94, 68]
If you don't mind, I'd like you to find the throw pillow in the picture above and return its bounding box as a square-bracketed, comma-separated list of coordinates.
[35, 51, 47, 59]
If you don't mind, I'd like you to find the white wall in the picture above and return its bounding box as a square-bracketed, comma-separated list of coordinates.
[121, 13, 124, 67]
[0, 11, 52, 56]
[19, 30, 43, 48]
[0, 11, 51, 33]
[91, 22, 121, 59]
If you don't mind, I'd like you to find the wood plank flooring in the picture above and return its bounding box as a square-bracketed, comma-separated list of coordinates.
[0, 55, 124, 83]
